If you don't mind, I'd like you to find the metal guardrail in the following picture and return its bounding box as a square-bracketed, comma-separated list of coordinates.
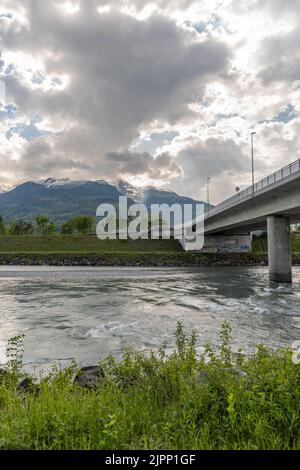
[207, 159, 300, 218]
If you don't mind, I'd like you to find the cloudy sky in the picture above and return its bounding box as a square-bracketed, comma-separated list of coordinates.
[0, 0, 299, 203]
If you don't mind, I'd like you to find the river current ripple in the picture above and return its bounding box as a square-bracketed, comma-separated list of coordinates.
[0, 266, 299, 370]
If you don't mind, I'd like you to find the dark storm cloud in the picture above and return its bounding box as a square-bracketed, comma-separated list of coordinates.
[106, 150, 182, 179]
[258, 29, 300, 84]
[177, 138, 248, 178]
[169, 137, 251, 199]
[0, 0, 231, 181]
[20, 137, 92, 178]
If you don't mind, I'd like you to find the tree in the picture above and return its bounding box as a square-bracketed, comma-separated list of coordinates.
[10, 219, 34, 235]
[0, 215, 5, 236]
[60, 216, 94, 236]
[8, 220, 17, 236]
[61, 220, 75, 235]
[36, 215, 49, 226]
[36, 215, 56, 235]
[72, 216, 94, 234]
[46, 222, 56, 235]
[36, 215, 49, 235]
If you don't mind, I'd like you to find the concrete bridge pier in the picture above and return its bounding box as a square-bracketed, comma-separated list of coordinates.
[267, 215, 292, 283]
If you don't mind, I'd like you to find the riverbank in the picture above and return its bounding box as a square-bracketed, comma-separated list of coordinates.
[0, 235, 299, 266]
[0, 235, 182, 253]
[0, 251, 300, 266]
[1, 323, 299, 450]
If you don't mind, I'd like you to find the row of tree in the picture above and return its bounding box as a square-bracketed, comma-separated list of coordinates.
[0, 215, 94, 236]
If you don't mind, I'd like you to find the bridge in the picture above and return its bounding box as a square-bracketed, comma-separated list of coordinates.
[184, 159, 300, 283]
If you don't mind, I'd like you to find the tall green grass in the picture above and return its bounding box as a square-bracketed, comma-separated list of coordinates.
[252, 233, 300, 253]
[0, 323, 299, 450]
[0, 235, 182, 253]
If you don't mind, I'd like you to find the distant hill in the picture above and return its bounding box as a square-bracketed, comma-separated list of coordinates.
[142, 188, 205, 207]
[0, 178, 212, 225]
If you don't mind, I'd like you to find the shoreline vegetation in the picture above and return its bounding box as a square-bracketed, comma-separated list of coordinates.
[0, 235, 299, 267]
[1, 323, 299, 450]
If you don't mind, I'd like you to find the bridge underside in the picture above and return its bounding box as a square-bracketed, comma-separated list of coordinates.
[204, 177, 300, 236]
[197, 172, 300, 282]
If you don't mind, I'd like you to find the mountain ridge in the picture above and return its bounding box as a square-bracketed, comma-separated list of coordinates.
[0, 178, 211, 225]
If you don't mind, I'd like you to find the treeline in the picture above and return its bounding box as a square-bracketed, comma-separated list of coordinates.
[0, 215, 94, 236]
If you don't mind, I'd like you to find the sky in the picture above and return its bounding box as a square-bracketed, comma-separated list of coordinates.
[0, 0, 299, 203]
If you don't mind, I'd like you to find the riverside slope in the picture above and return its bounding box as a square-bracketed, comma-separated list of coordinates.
[0, 236, 299, 267]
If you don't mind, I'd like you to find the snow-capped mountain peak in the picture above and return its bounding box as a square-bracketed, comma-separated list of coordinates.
[115, 180, 145, 202]
[0, 183, 11, 194]
[36, 178, 110, 189]
[0, 177, 211, 224]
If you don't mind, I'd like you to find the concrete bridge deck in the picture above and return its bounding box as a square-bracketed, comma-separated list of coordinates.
[205, 159, 300, 235]
[187, 159, 300, 282]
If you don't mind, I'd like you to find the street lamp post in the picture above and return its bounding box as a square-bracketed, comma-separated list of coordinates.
[207, 177, 211, 215]
[251, 131, 256, 196]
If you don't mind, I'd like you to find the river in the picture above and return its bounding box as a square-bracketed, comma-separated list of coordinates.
[0, 266, 299, 370]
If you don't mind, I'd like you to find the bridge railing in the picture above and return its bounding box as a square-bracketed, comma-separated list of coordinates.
[207, 159, 300, 218]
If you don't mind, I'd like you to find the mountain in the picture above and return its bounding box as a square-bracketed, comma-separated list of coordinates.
[0, 178, 211, 225]
[117, 180, 212, 213]
[0, 178, 127, 225]
[0, 184, 11, 194]
[116, 180, 145, 202]
[141, 188, 206, 208]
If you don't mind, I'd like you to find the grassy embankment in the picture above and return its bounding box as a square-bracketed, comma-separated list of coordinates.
[0, 236, 191, 265]
[0, 234, 299, 266]
[0, 323, 299, 450]
[0, 236, 182, 254]
[0, 233, 299, 253]
[252, 233, 300, 253]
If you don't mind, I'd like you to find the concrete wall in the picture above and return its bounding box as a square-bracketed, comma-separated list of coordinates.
[201, 234, 252, 253]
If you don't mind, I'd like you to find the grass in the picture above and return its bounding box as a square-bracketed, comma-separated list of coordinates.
[0, 323, 299, 450]
[0, 234, 299, 256]
[0, 235, 299, 267]
[252, 233, 300, 253]
[0, 236, 182, 254]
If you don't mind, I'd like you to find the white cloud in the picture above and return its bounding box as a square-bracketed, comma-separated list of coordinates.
[0, 0, 299, 202]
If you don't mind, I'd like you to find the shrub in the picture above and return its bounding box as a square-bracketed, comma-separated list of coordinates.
[0, 323, 299, 450]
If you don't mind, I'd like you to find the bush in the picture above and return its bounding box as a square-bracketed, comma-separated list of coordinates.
[36, 215, 56, 235]
[0, 323, 299, 450]
[9, 219, 34, 236]
[61, 216, 94, 235]
[0, 215, 5, 236]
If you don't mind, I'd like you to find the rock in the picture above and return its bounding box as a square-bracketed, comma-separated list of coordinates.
[226, 368, 248, 378]
[195, 371, 210, 385]
[18, 377, 40, 395]
[74, 366, 105, 388]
